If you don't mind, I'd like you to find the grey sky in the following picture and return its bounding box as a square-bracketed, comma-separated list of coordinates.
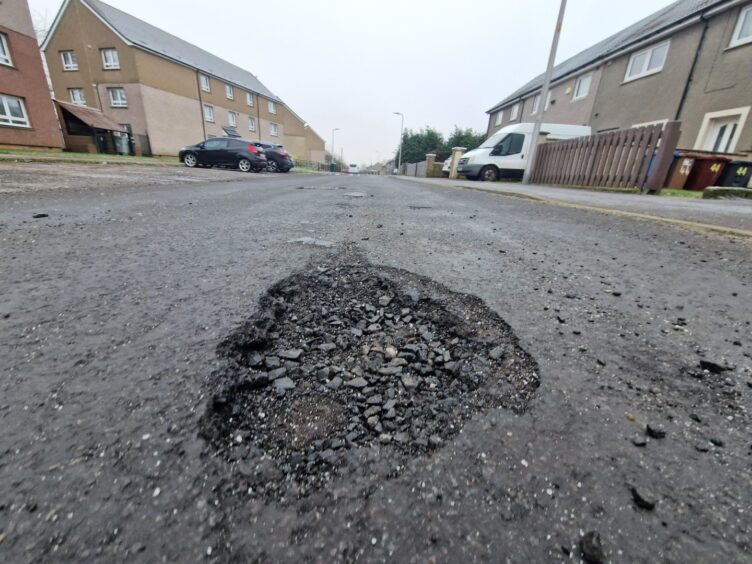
[28, 0, 676, 164]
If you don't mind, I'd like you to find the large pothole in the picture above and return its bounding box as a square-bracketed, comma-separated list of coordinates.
[200, 252, 539, 500]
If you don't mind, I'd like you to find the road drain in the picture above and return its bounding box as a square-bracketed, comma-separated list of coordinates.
[199, 251, 539, 500]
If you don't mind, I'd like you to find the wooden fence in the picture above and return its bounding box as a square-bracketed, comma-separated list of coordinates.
[530, 121, 680, 192]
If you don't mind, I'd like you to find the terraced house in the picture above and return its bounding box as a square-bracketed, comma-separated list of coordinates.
[486, 0, 752, 157]
[0, 0, 63, 150]
[42, 0, 326, 160]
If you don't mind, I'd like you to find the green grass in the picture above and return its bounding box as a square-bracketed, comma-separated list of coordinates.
[0, 148, 179, 166]
[659, 189, 703, 199]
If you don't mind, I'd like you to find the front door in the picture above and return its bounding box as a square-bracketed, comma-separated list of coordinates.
[703, 115, 741, 153]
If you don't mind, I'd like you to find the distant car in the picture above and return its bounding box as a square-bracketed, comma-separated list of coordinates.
[348, 163, 360, 175]
[250, 142, 294, 172]
[179, 138, 266, 172]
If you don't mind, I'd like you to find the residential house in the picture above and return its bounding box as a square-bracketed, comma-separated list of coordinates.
[41, 0, 326, 160]
[486, 0, 752, 157]
[0, 0, 64, 149]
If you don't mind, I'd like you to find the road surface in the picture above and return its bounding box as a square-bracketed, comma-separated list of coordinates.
[1, 173, 750, 563]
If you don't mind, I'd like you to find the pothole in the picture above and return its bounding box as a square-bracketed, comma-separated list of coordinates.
[200, 251, 539, 500]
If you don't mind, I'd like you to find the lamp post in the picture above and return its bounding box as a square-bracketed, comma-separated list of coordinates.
[393, 112, 404, 173]
[522, 0, 567, 184]
[331, 127, 339, 167]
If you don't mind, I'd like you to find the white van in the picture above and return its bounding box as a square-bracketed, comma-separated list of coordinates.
[457, 122, 591, 181]
[348, 163, 360, 175]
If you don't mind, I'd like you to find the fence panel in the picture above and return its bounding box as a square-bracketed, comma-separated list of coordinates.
[531, 122, 680, 191]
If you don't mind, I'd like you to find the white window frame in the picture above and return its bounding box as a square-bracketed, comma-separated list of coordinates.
[572, 73, 592, 101]
[246, 92, 254, 107]
[228, 111, 237, 127]
[510, 102, 519, 121]
[108, 87, 127, 107]
[269, 122, 279, 137]
[0, 94, 31, 127]
[199, 74, 210, 92]
[694, 106, 750, 154]
[203, 104, 214, 123]
[544, 90, 552, 111]
[729, 5, 752, 48]
[225, 84, 234, 100]
[101, 48, 120, 70]
[495, 110, 503, 126]
[68, 88, 86, 105]
[268, 100, 277, 114]
[60, 50, 78, 71]
[624, 40, 670, 82]
[248, 116, 256, 132]
[0, 33, 12, 67]
[530, 94, 541, 115]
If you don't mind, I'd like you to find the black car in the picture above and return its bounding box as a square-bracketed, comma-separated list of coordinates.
[179, 138, 266, 172]
[250, 142, 294, 172]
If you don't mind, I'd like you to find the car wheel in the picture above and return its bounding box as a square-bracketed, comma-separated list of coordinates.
[238, 158, 252, 173]
[266, 160, 279, 172]
[479, 166, 498, 182]
[183, 153, 198, 168]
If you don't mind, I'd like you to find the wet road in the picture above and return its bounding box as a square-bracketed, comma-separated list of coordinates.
[1, 173, 750, 562]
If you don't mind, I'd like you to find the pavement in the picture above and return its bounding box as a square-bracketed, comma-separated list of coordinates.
[1, 172, 750, 563]
[398, 176, 752, 235]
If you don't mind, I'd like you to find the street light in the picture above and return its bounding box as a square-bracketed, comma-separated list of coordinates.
[393, 112, 404, 172]
[331, 127, 340, 166]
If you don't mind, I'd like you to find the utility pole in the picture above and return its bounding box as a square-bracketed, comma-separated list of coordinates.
[394, 112, 404, 172]
[522, 0, 567, 185]
[331, 127, 339, 166]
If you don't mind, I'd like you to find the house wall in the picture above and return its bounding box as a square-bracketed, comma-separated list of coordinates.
[590, 25, 702, 132]
[0, 1, 64, 149]
[678, 4, 752, 155]
[138, 84, 204, 155]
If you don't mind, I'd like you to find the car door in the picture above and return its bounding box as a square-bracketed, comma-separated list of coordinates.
[202, 138, 229, 165]
[489, 133, 526, 170]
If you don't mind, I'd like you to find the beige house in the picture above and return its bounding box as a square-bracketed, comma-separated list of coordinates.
[42, 0, 325, 161]
[486, 0, 752, 157]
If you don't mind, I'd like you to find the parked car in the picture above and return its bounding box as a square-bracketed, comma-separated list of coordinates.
[348, 163, 360, 175]
[442, 157, 452, 176]
[179, 138, 266, 172]
[457, 123, 591, 181]
[250, 142, 294, 172]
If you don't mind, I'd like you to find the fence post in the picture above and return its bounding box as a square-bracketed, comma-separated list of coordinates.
[644, 121, 681, 194]
[449, 147, 466, 179]
[426, 153, 436, 178]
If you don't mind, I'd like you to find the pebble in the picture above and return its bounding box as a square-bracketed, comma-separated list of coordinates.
[345, 377, 368, 388]
[645, 424, 666, 439]
[629, 485, 656, 511]
[489, 346, 505, 360]
[579, 531, 605, 564]
[278, 349, 303, 360]
[273, 377, 295, 391]
[327, 376, 343, 389]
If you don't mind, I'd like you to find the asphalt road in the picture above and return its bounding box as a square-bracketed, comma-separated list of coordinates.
[1, 173, 750, 563]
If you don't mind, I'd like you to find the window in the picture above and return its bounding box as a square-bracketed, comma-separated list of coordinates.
[495, 111, 503, 126]
[0, 33, 12, 66]
[248, 116, 256, 131]
[544, 90, 552, 111]
[60, 50, 78, 71]
[531, 94, 541, 115]
[204, 139, 228, 150]
[573, 73, 591, 100]
[625, 41, 669, 81]
[101, 48, 120, 69]
[510, 102, 520, 120]
[68, 88, 86, 105]
[246, 92, 254, 107]
[0, 94, 30, 127]
[492, 133, 525, 156]
[203, 104, 214, 122]
[108, 87, 127, 107]
[268, 100, 277, 114]
[225, 84, 234, 100]
[199, 74, 210, 92]
[270, 122, 279, 137]
[228, 111, 237, 127]
[730, 5, 752, 47]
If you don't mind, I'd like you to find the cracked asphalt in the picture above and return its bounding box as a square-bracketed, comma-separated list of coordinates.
[1, 172, 750, 562]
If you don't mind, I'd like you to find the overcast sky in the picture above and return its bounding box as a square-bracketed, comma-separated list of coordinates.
[28, 0, 676, 164]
